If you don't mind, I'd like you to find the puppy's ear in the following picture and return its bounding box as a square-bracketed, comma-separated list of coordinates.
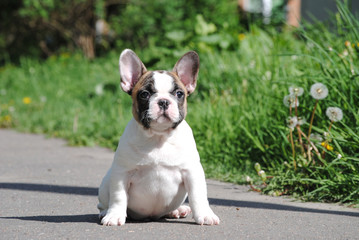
[119, 49, 147, 94]
[173, 51, 199, 95]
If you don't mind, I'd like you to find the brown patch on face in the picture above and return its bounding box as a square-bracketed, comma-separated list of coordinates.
[130, 71, 154, 126]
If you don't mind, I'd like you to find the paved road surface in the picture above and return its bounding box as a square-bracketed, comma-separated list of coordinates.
[1, 129, 358, 239]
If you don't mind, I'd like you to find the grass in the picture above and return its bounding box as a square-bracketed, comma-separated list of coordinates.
[1, 1, 358, 205]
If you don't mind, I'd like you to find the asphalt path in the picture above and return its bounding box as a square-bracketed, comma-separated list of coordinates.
[1, 129, 358, 240]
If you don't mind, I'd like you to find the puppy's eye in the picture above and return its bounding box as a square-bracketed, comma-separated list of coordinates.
[176, 90, 184, 99]
[139, 90, 150, 100]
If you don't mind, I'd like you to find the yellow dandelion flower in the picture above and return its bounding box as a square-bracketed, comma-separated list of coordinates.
[4, 115, 11, 122]
[22, 97, 32, 104]
[60, 52, 71, 59]
[238, 33, 246, 41]
[321, 142, 333, 151]
[345, 40, 351, 47]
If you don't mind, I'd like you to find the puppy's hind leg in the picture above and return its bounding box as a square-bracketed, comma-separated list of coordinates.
[167, 205, 192, 219]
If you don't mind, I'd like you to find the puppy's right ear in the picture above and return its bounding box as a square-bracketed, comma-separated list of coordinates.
[119, 49, 147, 94]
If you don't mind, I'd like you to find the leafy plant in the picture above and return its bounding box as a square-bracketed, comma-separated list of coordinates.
[249, 1, 359, 204]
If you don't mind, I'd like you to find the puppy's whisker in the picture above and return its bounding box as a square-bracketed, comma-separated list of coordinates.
[140, 110, 151, 123]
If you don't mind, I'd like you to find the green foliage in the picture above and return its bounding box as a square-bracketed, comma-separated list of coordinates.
[1, 0, 358, 204]
[20, 0, 56, 19]
[0, 52, 131, 146]
[248, 1, 359, 204]
[110, 0, 239, 55]
[1, 0, 101, 62]
[1, 0, 239, 63]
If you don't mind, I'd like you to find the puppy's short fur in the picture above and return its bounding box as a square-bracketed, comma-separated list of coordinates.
[97, 49, 219, 226]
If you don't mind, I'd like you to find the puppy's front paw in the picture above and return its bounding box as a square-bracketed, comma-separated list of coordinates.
[168, 205, 192, 219]
[100, 211, 126, 226]
[195, 212, 220, 225]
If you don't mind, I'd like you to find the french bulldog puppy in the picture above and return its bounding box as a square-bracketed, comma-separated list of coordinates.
[97, 49, 219, 226]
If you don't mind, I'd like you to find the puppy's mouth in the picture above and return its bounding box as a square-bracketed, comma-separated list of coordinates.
[155, 111, 173, 123]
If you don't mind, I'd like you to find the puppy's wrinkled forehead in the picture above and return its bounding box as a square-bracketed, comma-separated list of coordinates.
[153, 72, 176, 93]
[133, 70, 185, 95]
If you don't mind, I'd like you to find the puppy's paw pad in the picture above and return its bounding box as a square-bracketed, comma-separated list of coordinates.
[101, 212, 126, 226]
[195, 214, 220, 225]
[168, 205, 192, 219]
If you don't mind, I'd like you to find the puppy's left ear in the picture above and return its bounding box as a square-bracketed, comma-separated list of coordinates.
[173, 51, 199, 95]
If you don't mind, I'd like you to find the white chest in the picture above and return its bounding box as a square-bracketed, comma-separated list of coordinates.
[115, 119, 199, 169]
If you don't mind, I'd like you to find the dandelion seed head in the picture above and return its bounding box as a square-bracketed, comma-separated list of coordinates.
[310, 83, 328, 100]
[40, 96, 47, 103]
[95, 84, 104, 96]
[283, 94, 299, 108]
[287, 116, 298, 130]
[289, 86, 304, 96]
[310, 133, 323, 142]
[8, 106, 15, 112]
[258, 170, 267, 181]
[297, 116, 306, 125]
[326, 107, 343, 122]
[307, 42, 314, 48]
[246, 176, 252, 182]
[265, 71, 272, 80]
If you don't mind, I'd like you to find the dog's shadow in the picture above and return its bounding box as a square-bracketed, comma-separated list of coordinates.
[1, 214, 99, 224]
[1, 214, 197, 225]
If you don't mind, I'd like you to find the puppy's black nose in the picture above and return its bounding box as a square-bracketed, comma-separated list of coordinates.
[158, 99, 170, 110]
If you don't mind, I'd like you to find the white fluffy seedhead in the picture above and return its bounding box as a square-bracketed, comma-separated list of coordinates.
[310, 83, 328, 100]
